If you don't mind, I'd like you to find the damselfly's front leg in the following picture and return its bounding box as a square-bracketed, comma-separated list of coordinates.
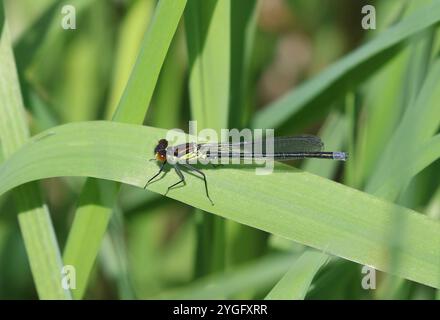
[144, 161, 167, 189]
[181, 163, 214, 205]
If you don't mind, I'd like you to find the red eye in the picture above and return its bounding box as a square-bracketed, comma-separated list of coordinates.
[156, 152, 166, 162]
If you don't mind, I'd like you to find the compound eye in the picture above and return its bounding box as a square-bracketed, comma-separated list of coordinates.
[155, 151, 166, 162]
[154, 139, 168, 154]
[158, 139, 168, 148]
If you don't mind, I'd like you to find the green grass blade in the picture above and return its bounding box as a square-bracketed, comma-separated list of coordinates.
[2, 121, 440, 288]
[251, 1, 440, 130]
[99, 206, 135, 299]
[151, 27, 186, 129]
[154, 253, 296, 299]
[226, 0, 267, 270]
[105, 0, 155, 118]
[358, 29, 435, 188]
[401, 28, 434, 109]
[355, 2, 437, 299]
[344, 92, 357, 188]
[113, 0, 187, 124]
[57, 2, 114, 122]
[355, 50, 410, 185]
[268, 114, 346, 298]
[62, 0, 187, 299]
[13, 0, 91, 73]
[354, 0, 417, 186]
[119, 184, 160, 214]
[185, 0, 230, 131]
[277, 111, 347, 299]
[63, 179, 117, 299]
[372, 134, 440, 202]
[229, 0, 260, 128]
[302, 111, 347, 178]
[185, 0, 231, 275]
[127, 205, 195, 298]
[426, 185, 440, 299]
[16, 191, 71, 299]
[265, 250, 329, 300]
[0, 5, 69, 299]
[427, 186, 440, 220]
[366, 57, 440, 197]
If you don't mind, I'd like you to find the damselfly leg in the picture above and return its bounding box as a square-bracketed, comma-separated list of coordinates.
[147, 162, 214, 205]
[144, 161, 167, 189]
[164, 164, 186, 195]
[181, 163, 214, 205]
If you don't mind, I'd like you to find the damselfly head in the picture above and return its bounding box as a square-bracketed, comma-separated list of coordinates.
[154, 139, 168, 162]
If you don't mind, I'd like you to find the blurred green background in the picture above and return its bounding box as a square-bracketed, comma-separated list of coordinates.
[1, 0, 439, 299]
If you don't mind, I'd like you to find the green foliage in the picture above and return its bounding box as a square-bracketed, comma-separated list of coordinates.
[1, 121, 440, 288]
[1, 0, 440, 300]
[251, 0, 440, 130]
[62, 0, 187, 299]
[265, 250, 329, 300]
[0, 2, 69, 299]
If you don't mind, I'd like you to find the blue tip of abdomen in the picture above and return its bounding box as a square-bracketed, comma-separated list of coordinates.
[333, 152, 348, 161]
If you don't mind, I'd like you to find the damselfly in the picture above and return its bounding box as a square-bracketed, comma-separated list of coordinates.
[145, 135, 348, 205]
